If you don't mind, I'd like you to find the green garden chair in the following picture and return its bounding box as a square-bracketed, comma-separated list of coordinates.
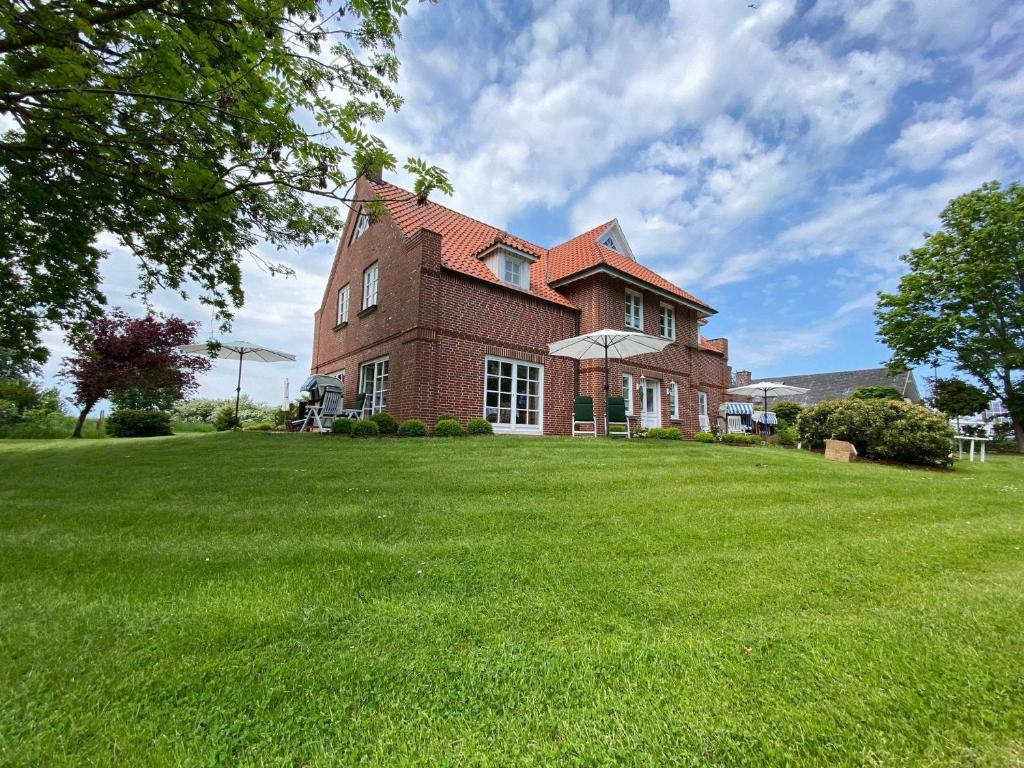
[606, 396, 631, 438]
[572, 396, 597, 437]
[339, 392, 367, 420]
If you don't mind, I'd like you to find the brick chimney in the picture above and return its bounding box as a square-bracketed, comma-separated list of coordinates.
[363, 163, 383, 184]
[734, 370, 752, 386]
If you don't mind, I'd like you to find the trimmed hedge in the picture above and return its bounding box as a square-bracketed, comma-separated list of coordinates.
[435, 418, 463, 437]
[647, 427, 681, 440]
[693, 431, 715, 443]
[466, 418, 494, 435]
[398, 419, 427, 437]
[350, 419, 380, 437]
[797, 398, 953, 467]
[332, 418, 353, 435]
[369, 411, 398, 435]
[106, 409, 172, 438]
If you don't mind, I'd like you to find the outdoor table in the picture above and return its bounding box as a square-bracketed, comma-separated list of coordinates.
[955, 435, 990, 462]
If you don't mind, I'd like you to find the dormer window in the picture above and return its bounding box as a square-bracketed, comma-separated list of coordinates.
[502, 254, 529, 289]
[477, 242, 537, 290]
[351, 210, 371, 242]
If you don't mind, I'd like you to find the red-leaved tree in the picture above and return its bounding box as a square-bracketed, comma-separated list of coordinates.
[61, 309, 210, 437]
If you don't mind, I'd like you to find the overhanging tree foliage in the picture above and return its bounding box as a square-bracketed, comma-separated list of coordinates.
[876, 181, 1024, 452]
[61, 309, 210, 437]
[1, 0, 450, 369]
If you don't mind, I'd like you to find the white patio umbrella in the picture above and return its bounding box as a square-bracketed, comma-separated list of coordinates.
[548, 329, 672, 426]
[178, 340, 296, 427]
[726, 381, 809, 415]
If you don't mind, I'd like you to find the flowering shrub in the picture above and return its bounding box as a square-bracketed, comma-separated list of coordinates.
[797, 398, 953, 467]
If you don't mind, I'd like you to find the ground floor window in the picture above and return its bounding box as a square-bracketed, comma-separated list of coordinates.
[697, 391, 708, 417]
[621, 373, 633, 415]
[359, 357, 389, 414]
[484, 357, 543, 434]
[669, 381, 679, 419]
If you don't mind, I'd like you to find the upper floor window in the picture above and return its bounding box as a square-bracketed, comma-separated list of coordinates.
[502, 254, 529, 289]
[625, 289, 643, 330]
[362, 262, 378, 310]
[336, 284, 349, 325]
[659, 304, 675, 340]
[351, 210, 371, 242]
[621, 373, 634, 415]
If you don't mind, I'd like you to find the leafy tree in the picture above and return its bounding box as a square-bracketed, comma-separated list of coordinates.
[773, 400, 804, 425]
[61, 309, 210, 437]
[1, 0, 451, 369]
[928, 377, 990, 431]
[876, 181, 1024, 452]
[849, 385, 903, 401]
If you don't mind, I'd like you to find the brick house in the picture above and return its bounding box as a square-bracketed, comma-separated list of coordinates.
[310, 174, 735, 436]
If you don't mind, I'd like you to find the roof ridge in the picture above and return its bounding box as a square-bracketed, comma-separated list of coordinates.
[371, 179, 549, 255]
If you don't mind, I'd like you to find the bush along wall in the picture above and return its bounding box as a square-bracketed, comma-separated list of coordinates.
[797, 398, 953, 467]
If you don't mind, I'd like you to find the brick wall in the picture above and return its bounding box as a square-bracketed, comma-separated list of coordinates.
[560, 274, 731, 436]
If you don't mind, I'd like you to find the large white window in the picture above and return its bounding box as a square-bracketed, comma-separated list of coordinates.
[697, 391, 708, 417]
[484, 357, 543, 434]
[336, 284, 349, 325]
[502, 255, 529, 289]
[359, 357, 389, 414]
[362, 262, 378, 310]
[669, 381, 679, 419]
[351, 210, 371, 241]
[659, 303, 675, 340]
[625, 289, 643, 330]
[621, 373, 633, 416]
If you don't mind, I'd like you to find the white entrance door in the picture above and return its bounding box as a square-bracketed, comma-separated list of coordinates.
[641, 380, 661, 429]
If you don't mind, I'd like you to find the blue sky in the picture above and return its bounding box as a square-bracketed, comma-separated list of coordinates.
[40, 0, 1024, 406]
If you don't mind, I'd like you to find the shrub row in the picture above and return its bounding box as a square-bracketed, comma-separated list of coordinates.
[796, 398, 953, 467]
[722, 432, 760, 445]
[330, 414, 495, 437]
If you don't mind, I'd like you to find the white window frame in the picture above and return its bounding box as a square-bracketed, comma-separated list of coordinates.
[697, 391, 708, 417]
[669, 381, 679, 419]
[359, 356, 389, 414]
[659, 303, 676, 340]
[351, 210, 371, 242]
[362, 262, 378, 310]
[501, 254, 529, 289]
[621, 373, 633, 416]
[336, 284, 349, 325]
[483, 356, 544, 434]
[625, 288, 643, 330]
[600, 234, 618, 252]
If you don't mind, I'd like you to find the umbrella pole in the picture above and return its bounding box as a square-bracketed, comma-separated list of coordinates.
[234, 354, 244, 430]
[604, 345, 610, 436]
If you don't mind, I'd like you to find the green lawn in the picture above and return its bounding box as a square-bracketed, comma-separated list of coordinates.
[1, 434, 1022, 766]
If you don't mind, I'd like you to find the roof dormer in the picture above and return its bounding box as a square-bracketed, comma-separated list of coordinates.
[595, 219, 635, 261]
[476, 239, 538, 291]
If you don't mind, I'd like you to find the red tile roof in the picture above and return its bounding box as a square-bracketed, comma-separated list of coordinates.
[700, 336, 726, 354]
[548, 225, 714, 312]
[369, 180, 714, 314]
[371, 180, 573, 307]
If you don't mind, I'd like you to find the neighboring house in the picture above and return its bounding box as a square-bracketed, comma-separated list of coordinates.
[310, 172, 734, 436]
[740, 367, 922, 408]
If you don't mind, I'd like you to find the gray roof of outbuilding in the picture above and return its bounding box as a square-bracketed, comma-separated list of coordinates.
[750, 368, 921, 406]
